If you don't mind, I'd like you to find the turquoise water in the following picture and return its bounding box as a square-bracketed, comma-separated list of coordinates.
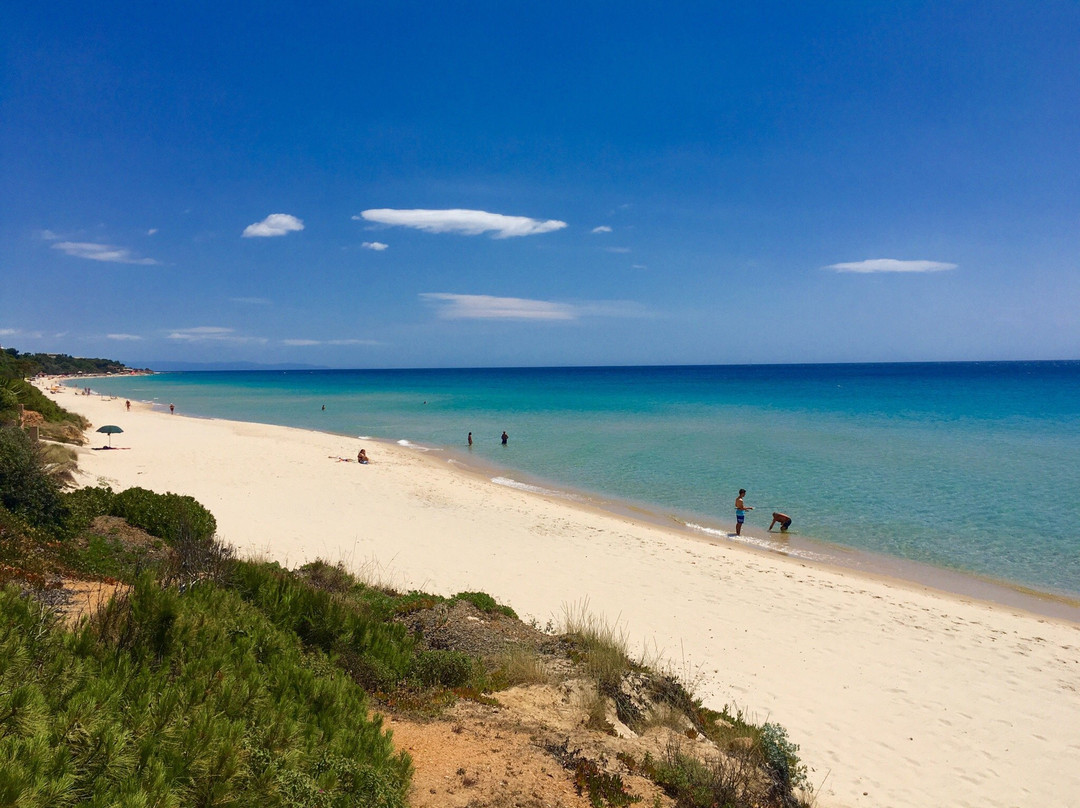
[85, 362, 1080, 597]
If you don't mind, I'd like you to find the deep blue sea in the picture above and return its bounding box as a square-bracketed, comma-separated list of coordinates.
[85, 362, 1080, 598]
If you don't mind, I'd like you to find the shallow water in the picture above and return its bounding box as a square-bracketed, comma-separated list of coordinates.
[87, 362, 1080, 597]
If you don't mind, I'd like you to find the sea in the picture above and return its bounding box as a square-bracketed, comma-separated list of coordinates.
[83, 362, 1080, 601]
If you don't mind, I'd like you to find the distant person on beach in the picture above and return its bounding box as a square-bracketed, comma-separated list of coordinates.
[169, 403, 174, 414]
[468, 432, 473, 447]
[357, 449, 369, 464]
[769, 512, 793, 532]
[734, 489, 752, 536]
[125, 400, 130, 411]
[501, 431, 508, 445]
[322, 404, 325, 411]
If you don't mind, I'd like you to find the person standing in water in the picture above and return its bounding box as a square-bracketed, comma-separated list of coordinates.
[734, 489, 752, 536]
[468, 432, 473, 447]
[501, 431, 508, 445]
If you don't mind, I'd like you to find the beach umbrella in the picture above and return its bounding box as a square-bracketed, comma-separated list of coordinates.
[96, 424, 123, 446]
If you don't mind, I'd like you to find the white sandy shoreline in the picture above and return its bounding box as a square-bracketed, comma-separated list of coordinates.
[39, 381, 1080, 808]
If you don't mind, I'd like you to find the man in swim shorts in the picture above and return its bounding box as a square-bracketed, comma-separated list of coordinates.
[769, 512, 793, 532]
[735, 489, 752, 536]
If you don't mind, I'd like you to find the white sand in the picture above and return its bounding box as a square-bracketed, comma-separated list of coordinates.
[45, 384, 1080, 808]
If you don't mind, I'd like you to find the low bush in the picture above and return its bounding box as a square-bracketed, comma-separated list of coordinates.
[759, 722, 809, 796]
[231, 560, 417, 688]
[62, 485, 116, 532]
[452, 590, 518, 619]
[2, 378, 87, 426]
[0, 579, 412, 807]
[410, 649, 476, 688]
[0, 425, 69, 534]
[110, 486, 217, 545]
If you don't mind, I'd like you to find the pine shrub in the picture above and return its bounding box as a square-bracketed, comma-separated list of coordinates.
[0, 580, 412, 807]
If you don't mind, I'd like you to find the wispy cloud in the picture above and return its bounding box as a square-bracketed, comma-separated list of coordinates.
[230, 297, 272, 305]
[591, 226, 612, 234]
[106, 333, 143, 341]
[357, 209, 567, 238]
[632, 264, 648, 270]
[147, 228, 158, 236]
[167, 327, 267, 344]
[825, 258, 958, 273]
[242, 213, 305, 238]
[422, 293, 575, 320]
[0, 328, 17, 336]
[420, 293, 649, 322]
[362, 241, 389, 251]
[52, 241, 159, 265]
[605, 247, 631, 254]
[282, 338, 381, 346]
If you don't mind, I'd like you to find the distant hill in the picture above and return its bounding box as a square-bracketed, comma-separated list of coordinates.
[147, 361, 329, 371]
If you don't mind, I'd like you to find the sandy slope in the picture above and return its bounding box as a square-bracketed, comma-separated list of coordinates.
[47, 384, 1080, 808]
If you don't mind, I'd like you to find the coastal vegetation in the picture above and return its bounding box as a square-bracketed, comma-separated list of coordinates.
[1, 346, 137, 379]
[0, 377, 813, 807]
[0, 347, 108, 444]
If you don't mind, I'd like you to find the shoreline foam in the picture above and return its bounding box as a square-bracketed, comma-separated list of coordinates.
[38, 379, 1080, 808]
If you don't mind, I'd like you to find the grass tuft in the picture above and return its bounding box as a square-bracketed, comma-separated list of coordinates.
[499, 645, 553, 686]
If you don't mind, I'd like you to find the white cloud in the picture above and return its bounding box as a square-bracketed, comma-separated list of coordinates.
[0, 328, 17, 336]
[106, 333, 143, 341]
[52, 241, 159, 265]
[362, 241, 389, 251]
[282, 339, 321, 346]
[420, 293, 649, 322]
[37, 229, 60, 240]
[242, 213, 305, 238]
[357, 208, 567, 238]
[605, 247, 631, 254]
[632, 264, 648, 270]
[167, 327, 267, 344]
[147, 228, 158, 236]
[591, 226, 612, 234]
[825, 258, 958, 273]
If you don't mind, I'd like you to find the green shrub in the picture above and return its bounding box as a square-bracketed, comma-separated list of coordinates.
[61, 485, 116, 532]
[0, 387, 19, 425]
[0, 579, 412, 807]
[410, 649, 476, 688]
[759, 722, 809, 794]
[231, 561, 417, 688]
[110, 486, 217, 545]
[453, 590, 518, 619]
[2, 378, 86, 426]
[0, 425, 69, 533]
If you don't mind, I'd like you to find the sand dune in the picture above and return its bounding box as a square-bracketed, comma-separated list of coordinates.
[48, 384, 1080, 808]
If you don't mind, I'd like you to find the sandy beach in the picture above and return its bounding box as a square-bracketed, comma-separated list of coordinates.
[44, 383, 1080, 808]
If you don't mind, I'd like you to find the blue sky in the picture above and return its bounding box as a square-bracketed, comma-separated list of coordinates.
[2, 2, 1078, 368]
